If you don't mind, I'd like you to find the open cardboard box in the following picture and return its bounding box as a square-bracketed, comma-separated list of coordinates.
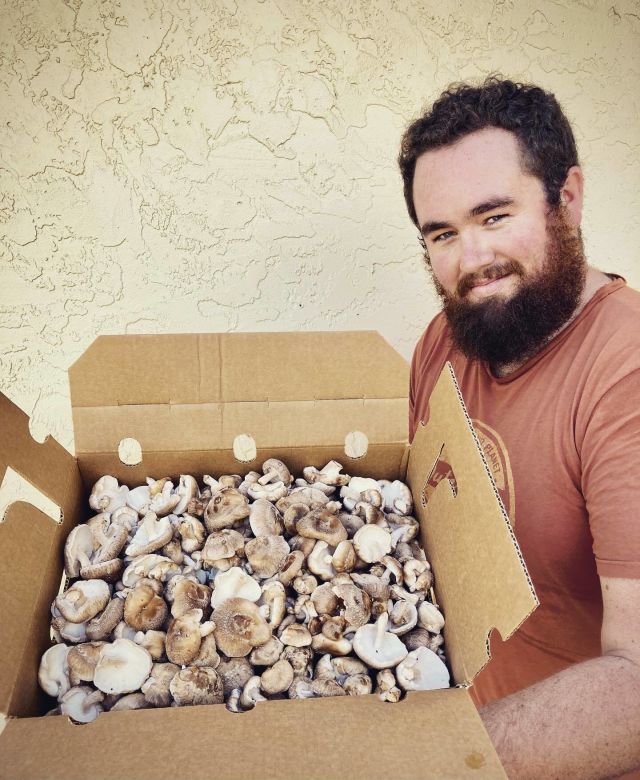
[0, 331, 537, 779]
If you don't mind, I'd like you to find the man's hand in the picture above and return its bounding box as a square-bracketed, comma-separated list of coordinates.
[480, 576, 640, 780]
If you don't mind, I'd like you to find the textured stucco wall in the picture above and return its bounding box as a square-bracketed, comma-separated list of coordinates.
[1, 0, 639, 452]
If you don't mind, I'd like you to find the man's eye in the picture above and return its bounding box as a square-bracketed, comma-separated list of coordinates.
[433, 230, 455, 242]
[486, 214, 508, 225]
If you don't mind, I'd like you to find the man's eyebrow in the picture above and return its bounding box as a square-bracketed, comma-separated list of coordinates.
[469, 197, 515, 217]
[420, 197, 516, 236]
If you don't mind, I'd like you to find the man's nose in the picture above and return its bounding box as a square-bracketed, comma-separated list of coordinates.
[458, 229, 494, 275]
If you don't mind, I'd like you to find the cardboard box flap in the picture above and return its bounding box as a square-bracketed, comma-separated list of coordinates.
[69, 332, 409, 455]
[0, 689, 506, 779]
[0, 393, 84, 716]
[406, 364, 538, 686]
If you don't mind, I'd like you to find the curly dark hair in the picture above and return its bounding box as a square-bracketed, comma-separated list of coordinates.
[398, 76, 579, 227]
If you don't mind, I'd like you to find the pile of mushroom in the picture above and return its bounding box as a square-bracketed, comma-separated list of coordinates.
[39, 461, 449, 722]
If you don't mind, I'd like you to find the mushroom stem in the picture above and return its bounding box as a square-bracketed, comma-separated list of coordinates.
[258, 470, 278, 485]
[374, 612, 389, 653]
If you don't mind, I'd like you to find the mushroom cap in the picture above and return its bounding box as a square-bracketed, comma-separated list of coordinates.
[80, 558, 124, 583]
[64, 525, 95, 578]
[260, 659, 294, 695]
[307, 541, 336, 581]
[124, 583, 169, 631]
[178, 515, 206, 553]
[352, 525, 392, 564]
[216, 657, 254, 696]
[134, 629, 167, 661]
[247, 481, 288, 502]
[173, 475, 199, 516]
[388, 600, 419, 635]
[332, 583, 371, 629]
[141, 662, 179, 707]
[89, 475, 129, 513]
[121, 554, 181, 587]
[280, 623, 312, 648]
[311, 677, 346, 697]
[277, 487, 330, 510]
[204, 488, 250, 532]
[38, 643, 71, 698]
[126, 513, 174, 557]
[250, 636, 284, 667]
[331, 540, 357, 573]
[170, 666, 224, 706]
[296, 509, 348, 546]
[55, 580, 111, 624]
[93, 638, 153, 694]
[93, 523, 129, 564]
[171, 578, 212, 617]
[213, 598, 271, 658]
[343, 673, 373, 695]
[395, 647, 450, 691]
[211, 566, 261, 608]
[381, 480, 414, 516]
[166, 608, 208, 665]
[303, 461, 350, 487]
[191, 633, 220, 668]
[67, 642, 107, 685]
[249, 499, 284, 537]
[418, 601, 445, 633]
[260, 458, 292, 486]
[310, 583, 339, 616]
[245, 535, 290, 579]
[202, 528, 245, 564]
[311, 634, 353, 656]
[352, 613, 408, 669]
[110, 692, 151, 711]
[60, 685, 104, 723]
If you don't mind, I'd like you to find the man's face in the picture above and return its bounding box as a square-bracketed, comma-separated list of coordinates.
[412, 127, 586, 366]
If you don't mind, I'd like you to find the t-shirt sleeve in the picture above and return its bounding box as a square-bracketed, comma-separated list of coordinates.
[581, 368, 640, 578]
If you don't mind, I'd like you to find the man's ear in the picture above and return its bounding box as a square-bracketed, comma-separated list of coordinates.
[560, 166, 584, 228]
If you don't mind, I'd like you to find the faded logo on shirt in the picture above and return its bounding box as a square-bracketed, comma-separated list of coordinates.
[472, 418, 516, 525]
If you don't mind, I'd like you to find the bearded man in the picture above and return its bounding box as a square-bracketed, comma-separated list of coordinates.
[399, 78, 640, 780]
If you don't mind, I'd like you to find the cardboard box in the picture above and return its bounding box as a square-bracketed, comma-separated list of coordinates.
[0, 331, 537, 779]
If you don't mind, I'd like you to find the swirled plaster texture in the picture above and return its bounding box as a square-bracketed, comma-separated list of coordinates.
[0, 0, 639, 454]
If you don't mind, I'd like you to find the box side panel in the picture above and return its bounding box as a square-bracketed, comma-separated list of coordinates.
[407, 364, 538, 686]
[70, 331, 409, 407]
[73, 399, 408, 455]
[76, 444, 408, 490]
[0, 393, 84, 717]
[0, 690, 506, 780]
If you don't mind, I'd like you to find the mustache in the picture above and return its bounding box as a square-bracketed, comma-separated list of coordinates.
[456, 260, 525, 298]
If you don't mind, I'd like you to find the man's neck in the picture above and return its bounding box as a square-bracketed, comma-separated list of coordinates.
[490, 266, 613, 378]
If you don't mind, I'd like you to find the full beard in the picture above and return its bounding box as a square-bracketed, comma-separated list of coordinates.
[431, 208, 587, 368]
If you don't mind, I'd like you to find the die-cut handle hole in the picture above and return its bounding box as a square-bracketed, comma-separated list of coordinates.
[0, 466, 63, 524]
[233, 434, 257, 463]
[422, 444, 458, 508]
[344, 431, 368, 460]
[118, 438, 142, 466]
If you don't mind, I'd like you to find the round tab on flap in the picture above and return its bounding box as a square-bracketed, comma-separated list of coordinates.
[118, 437, 142, 466]
[233, 434, 257, 463]
[344, 431, 368, 459]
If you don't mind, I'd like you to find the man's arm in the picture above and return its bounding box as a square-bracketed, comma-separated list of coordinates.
[480, 576, 640, 780]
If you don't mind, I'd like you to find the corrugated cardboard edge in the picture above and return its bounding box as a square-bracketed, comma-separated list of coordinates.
[407, 363, 538, 686]
[0, 393, 84, 717]
[0, 689, 506, 779]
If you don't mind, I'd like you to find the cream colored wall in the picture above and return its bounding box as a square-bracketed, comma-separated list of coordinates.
[1, 0, 639, 452]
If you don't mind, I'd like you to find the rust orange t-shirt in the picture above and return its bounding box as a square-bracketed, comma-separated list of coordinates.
[409, 278, 640, 706]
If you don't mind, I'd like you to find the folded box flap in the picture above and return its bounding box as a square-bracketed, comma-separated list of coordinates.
[407, 364, 538, 686]
[0, 393, 84, 716]
[69, 332, 409, 455]
[0, 690, 506, 779]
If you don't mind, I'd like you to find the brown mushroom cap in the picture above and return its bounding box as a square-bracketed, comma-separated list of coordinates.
[278, 550, 305, 586]
[213, 598, 271, 658]
[191, 633, 220, 668]
[250, 636, 284, 667]
[80, 558, 124, 583]
[259, 458, 292, 486]
[141, 662, 179, 707]
[170, 666, 224, 706]
[332, 583, 371, 629]
[245, 535, 290, 579]
[202, 528, 245, 565]
[249, 499, 284, 537]
[86, 597, 125, 641]
[64, 525, 94, 578]
[67, 642, 107, 686]
[296, 509, 348, 546]
[204, 488, 250, 533]
[124, 583, 169, 631]
[170, 579, 211, 619]
[260, 659, 294, 694]
[216, 656, 254, 695]
[166, 608, 210, 665]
